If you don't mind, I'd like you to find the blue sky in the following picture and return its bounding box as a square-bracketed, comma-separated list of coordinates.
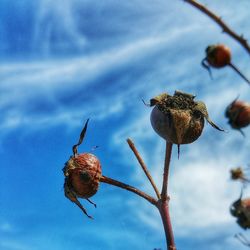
[1, 0, 250, 249]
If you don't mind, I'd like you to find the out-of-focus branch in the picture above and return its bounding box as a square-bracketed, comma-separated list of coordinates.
[184, 0, 250, 55]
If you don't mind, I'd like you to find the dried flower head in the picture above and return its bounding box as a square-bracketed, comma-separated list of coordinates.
[225, 98, 250, 136]
[149, 91, 223, 147]
[63, 119, 101, 219]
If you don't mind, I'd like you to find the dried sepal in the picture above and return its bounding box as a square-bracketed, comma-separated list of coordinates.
[194, 101, 224, 131]
[149, 93, 169, 107]
[72, 118, 89, 156]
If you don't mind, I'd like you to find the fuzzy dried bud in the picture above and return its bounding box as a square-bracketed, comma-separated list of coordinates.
[150, 91, 223, 145]
[225, 99, 250, 134]
[230, 167, 245, 181]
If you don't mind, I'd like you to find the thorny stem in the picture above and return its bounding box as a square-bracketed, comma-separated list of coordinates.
[184, 0, 250, 55]
[100, 175, 157, 206]
[127, 138, 161, 199]
[158, 141, 176, 250]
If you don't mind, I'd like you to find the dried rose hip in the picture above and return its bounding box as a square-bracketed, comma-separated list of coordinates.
[230, 193, 250, 229]
[63, 119, 101, 218]
[202, 44, 250, 84]
[225, 98, 250, 136]
[149, 91, 223, 146]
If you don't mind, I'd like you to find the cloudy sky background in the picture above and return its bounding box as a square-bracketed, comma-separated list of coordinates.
[1, 0, 250, 249]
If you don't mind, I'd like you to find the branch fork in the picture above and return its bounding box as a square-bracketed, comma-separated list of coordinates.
[100, 139, 176, 250]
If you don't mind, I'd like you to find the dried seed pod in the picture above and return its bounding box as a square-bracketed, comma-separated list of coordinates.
[63, 119, 102, 219]
[230, 192, 250, 230]
[150, 91, 223, 146]
[202, 44, 250, 84]
[225, 98, 250, 136]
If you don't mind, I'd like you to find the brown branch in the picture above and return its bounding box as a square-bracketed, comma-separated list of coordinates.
[157, 200, 176, 250]
[100, 175, 157, 206]
[184, 0, 250, 55]
[127, 138, 161, 199]
[161, 142, 173, 201]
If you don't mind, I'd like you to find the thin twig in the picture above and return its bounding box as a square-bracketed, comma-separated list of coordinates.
[127, 138, 161, 199]
[184, 0, 250, 55]
[100, 175, 157, 206]
[161, 142, 173, 201]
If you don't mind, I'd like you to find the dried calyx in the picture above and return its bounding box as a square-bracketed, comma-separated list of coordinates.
[63, 119, 102, 219]
[149, 91, 223, 148]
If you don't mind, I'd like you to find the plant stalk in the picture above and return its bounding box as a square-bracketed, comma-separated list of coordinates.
[127, 138, 161, 199]
[100, 175, 157, 205]
[159, 141, 176, 250]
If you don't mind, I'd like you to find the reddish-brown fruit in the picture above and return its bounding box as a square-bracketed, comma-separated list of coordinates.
[64, 153, 102, 199]
[225, 99, 250, 132]
[206, 44, 231, 68]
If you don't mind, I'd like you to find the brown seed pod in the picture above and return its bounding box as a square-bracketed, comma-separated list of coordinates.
[149, 91, 223, 147]
[225, 98, 250, 135]
[63, 119, 101, 219]
[230, 192, 250, 230]
[202, 44, 250, 84]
